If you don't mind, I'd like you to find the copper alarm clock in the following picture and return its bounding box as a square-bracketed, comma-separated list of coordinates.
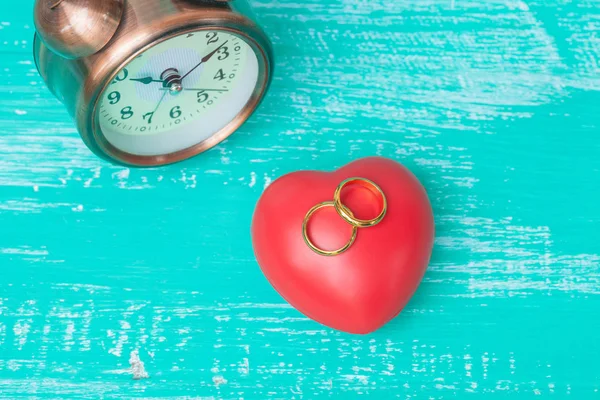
[33, 0, 273, 166]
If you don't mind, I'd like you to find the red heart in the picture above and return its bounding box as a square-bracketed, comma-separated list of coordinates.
[252, 157, 435, 334]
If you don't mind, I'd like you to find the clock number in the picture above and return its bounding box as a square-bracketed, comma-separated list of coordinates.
[112, 68, 129, 84]
[206, 32, 218, 45]
[214, 69, 225, 81]
[170, 106, 182, 119]
[143, 112, 154, 124]
[121, 106, 134, 120]
[217, 47, 230, 60]
[197, 91, 209, 103]
[108, 91, 121, 105]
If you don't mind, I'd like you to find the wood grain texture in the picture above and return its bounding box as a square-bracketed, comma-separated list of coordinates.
[1, 0, 600, 398]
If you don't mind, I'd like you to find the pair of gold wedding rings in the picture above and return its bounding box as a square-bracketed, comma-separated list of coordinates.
[302, 177, 388, 257]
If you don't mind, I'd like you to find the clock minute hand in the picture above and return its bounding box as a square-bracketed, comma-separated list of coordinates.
[181, 40, 229, 81]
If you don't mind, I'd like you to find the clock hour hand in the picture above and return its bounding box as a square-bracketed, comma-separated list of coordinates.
[159, 88, 229, 92]
[181, 40, 229, 81]
[130, 77, 163, 85]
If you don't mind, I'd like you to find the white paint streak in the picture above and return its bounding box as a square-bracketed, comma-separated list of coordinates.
[213, 375, 228, 388]
[129, 350, 149, 380]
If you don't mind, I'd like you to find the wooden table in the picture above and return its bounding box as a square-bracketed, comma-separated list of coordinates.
[1, 0, 599, 398]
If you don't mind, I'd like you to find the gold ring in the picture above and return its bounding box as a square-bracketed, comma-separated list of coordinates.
[302, 201, 358, 257]
[333, 177, 387, 228]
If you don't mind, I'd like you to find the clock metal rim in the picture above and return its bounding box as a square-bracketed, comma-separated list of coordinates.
[90, 25, 271, 167]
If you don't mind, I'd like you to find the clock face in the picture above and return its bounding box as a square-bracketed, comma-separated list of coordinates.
[97, 29, 261, 156]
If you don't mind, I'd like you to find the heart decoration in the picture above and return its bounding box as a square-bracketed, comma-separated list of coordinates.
[251, 157, 435, 334]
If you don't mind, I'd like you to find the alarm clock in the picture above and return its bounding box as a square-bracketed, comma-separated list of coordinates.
[33, 0, 273, 166]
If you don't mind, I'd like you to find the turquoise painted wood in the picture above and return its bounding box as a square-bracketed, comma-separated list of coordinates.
[1, 0, 600, 398]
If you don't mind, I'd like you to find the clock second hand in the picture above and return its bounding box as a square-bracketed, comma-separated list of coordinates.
[146, 90, 169, 123]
